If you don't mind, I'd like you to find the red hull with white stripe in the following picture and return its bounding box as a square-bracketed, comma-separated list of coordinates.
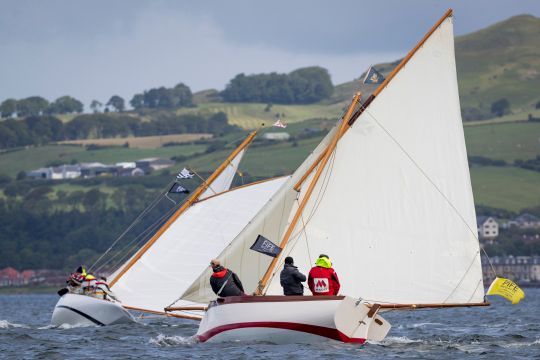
[196, 296, 365, 344]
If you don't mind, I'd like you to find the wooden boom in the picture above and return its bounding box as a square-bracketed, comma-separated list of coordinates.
[110, 131, 257, 287]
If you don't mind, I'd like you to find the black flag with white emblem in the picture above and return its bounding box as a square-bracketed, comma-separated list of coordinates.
[169, 183, 190, 194]
[250, 235, 282, 258]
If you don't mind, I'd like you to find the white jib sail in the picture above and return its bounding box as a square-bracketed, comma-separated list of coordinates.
[111, 176, 288, 312]
[199, 149, 245, 200]
[265, 16, 484, 304]
[181, 126, 338, 303]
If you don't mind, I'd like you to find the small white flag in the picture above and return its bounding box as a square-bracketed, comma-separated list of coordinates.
[176, 168, 194, 179]
[273, 119, 287, 128]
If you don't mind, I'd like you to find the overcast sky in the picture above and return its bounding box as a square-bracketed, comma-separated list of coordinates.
[1, 0, 539, 107]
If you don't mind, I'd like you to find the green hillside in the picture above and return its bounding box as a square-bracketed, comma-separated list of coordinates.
[0, 144, 205, 178]
[465, 122, 540, 162]
[332, 15, 540, 118]
[174, 102, 343, 129]
[470, 166, 540, 212]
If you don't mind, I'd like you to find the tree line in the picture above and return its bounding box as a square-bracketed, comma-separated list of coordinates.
[0, 112, 237, 149]
[221, 66, 334, 104]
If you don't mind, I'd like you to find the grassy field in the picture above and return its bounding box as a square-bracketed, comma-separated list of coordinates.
[186, 137, 323, 177]
[464, 109, 540, 126]
[175, 102, 343, 129]
[470, 166, 540, 212]
[57, 133, 212, 149]
[464, 122, 540, 162]
[0, 144, 206, 177]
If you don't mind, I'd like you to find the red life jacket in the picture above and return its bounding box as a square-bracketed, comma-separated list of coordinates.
[211, 268, 228, 278]
[308, 266, 340, 295]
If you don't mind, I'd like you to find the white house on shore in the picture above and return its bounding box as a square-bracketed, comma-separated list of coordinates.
[477, 216, 499, 243]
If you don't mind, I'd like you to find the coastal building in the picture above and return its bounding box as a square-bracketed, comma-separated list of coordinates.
[135, 158, 174, 173]
[26, 165, 81, 180]
[477, 216, 499, 242]
[263, 132, 291, 141]
[515, 213, 540, 229]
[482, 255, 540, 285]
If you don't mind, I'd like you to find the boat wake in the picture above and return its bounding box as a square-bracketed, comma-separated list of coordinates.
[0, 320, 27, 329]
[502, 338, 540, 348]
[149, 333, 199, 346]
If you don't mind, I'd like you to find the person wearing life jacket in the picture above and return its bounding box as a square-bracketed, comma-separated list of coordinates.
[95, 276, 118, 301]
[308, 254, 340, 296]
[209, 259, 245, 297]
[59, 265, 87, 296]
[280, 256, 306, 296]
[82, 273, 98, 296]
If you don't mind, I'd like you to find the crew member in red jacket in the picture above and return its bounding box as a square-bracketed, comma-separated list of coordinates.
[308, 254, 340, 295]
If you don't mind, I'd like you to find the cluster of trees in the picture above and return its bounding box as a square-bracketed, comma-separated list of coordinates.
[0, 180, 177, 270]
[0, 96, 84, 118]
[461, 98, 513, 121]
[130, 83, 193, 110]
[221, 67, 334, 104]
[468, 155, 507, 167]
[0, 112, 237, 149]
[515, 156, 540, 173]
[0, 116, 64, 148]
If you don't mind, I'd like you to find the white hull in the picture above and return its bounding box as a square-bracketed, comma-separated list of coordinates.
[196, 296, 365, 344]
[51, 294, 134, 327]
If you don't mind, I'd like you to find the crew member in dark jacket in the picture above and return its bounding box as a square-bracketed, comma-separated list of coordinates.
[209, 259, 245, 297]
[280, 256, 307, 296]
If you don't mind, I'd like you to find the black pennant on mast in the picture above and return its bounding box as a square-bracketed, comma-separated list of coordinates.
[363, 65, 385, 84]
[169, 183, 190, 194]
[250, 235, 282, 258]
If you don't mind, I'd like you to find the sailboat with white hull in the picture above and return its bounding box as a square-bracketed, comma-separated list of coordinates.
[170, 9, 490, 344]
[52, 131, 288, 326]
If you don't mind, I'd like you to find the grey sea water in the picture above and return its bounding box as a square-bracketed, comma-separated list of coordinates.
[0, 289, 539, 359]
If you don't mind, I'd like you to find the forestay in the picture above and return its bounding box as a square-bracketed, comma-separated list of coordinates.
[265, 16, 484, 304]
[111, 176, 288, 312]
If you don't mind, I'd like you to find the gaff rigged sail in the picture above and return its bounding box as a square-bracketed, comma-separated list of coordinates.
[182, 14, 484, 306]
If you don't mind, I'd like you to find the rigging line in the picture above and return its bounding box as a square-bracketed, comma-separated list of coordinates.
[99, 204, 179, 272]
[94, 203, 180, 274]
[363, 107, 480, 245]
[265, 151, 337, 289]
[91, 189, 168, 271]
[89, 181, 175, 271]
[300, 211, 312, 268]
[361, 107, 485, 302]
[285, 147, 337, 245]
[481, 246, 497, 279]
[95, 200, 180, 271]
[443, 250, 481, 303]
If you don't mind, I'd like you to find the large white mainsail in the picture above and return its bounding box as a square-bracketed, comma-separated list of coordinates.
[183, 15, 483, 306]
[265, 15, 483, 304]
[110, 176, 288, 313]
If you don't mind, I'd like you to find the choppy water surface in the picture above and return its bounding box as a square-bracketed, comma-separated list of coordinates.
[0, 289, 539, 359]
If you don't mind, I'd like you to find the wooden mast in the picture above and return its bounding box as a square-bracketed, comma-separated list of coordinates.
[255, 93, 362, 295]
[110, 131, 258, 287]
[293, 8, 454, 192]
